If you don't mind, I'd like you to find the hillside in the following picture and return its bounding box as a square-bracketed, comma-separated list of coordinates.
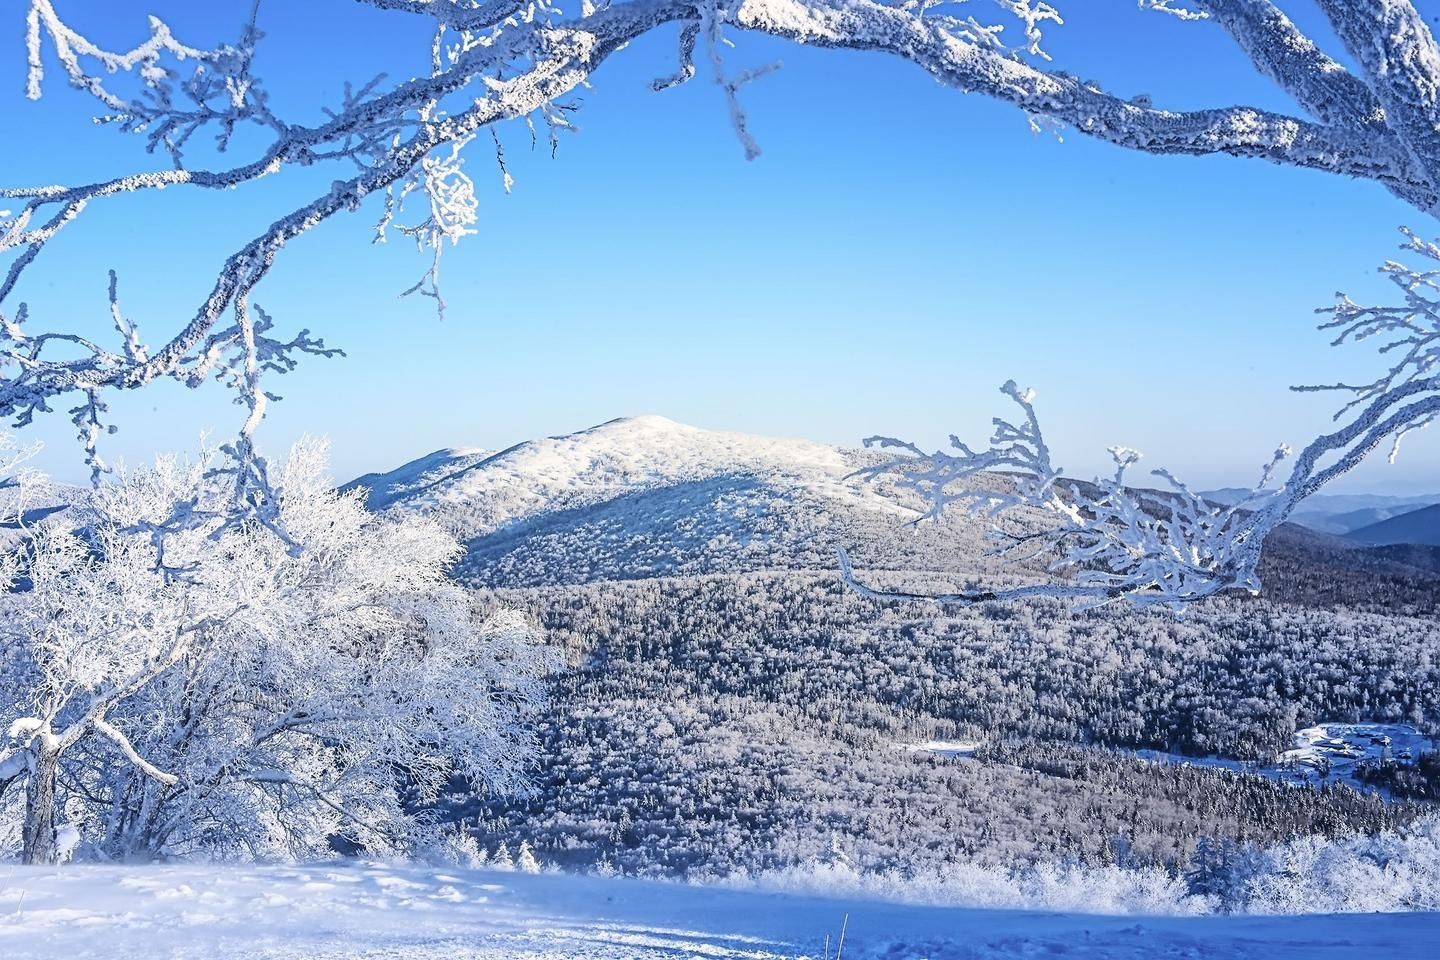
[348, 415, 1030, 589]
[355, 417, 1438, 605]
[341, 446, 492, 512]
[351, 418, 1440, 880]
[1347, 503, 1440, 547]
[1203, 489, 1440, 536]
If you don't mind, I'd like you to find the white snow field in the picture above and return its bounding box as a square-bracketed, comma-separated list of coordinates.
[345, 415, 899, 524]
[1, 863, 1436, 959]
[902, 740, 981, 758]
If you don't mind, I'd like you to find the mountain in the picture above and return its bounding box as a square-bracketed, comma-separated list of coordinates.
[348, 414, 1015, 588]
[340, 445, 491, 512]
[349, 418, 1440, 880]
[350, 416, 1440, 606]
[1346, 503, 1440, 547]
[1202, 488, 1440, 535]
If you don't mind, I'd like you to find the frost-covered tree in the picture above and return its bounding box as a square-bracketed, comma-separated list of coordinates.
[8, 1, 1440, 601]
[0, 437, 554, 864]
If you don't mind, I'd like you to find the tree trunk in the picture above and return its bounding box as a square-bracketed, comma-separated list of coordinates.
[22, 740, 60, 865]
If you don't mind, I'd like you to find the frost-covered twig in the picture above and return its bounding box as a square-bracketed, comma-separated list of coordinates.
[0, 431, 43, 536]
[846, 232, 1440, 610]
[1296, 226, 1440, 460]
[25, 0, 280, 164]
[844, 382, 1294, 611]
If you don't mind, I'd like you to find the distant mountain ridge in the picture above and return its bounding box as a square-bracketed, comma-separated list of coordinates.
[1346, 503, 1440, 547]
[345, 417, 1440, 604]
[1201, 487, 1440, 535]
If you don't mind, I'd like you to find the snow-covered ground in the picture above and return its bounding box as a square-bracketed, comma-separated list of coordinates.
[1136, 722, 1436, 793]
[347, 415, 917, 535]
[1279, 724, 1435, 786]
[902, 739, 981, 757]
[1, 862, 1436, 959]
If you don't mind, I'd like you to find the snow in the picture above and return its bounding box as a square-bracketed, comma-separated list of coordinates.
[373, 416, 904, 523]
[342, 416, 922, 586]
[903, 739, 981, 757]
[1279, 723, 1436, 788]
[1136, 722, 1436, 793]
[341, 447, 492, 512]
[0, 861, 1435, 959]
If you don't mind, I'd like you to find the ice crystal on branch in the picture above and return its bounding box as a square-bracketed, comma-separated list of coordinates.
[1141, 0, 1209, 21]
[1297, 226, 1440, 461]
[844, 383, 1294, 611]
[26, 0, 277, 164]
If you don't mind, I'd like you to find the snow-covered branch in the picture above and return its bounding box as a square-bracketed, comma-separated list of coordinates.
[843, 381, 1295, 611]
[1311, 0, 1440, 200]
[92, 718, 177, 788]
[1295, 226, 1440, 457]
[1190, 1, 1384, 130]
[845, 229, 1440, 610]
[351, 0, 533, 32]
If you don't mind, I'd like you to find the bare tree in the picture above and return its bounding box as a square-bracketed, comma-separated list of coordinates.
[6, 2, 1440, 593]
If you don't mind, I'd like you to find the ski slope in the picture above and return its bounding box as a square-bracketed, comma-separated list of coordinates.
[1, 862, 1435, 959]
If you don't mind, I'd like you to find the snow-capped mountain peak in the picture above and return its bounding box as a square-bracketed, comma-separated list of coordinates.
[470, 414, 854, 487]
[344, 416, 928, 586]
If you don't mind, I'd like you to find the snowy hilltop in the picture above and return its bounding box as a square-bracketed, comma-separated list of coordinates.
[344, 415, 1009, 588]
[346, 416, 1440, 598]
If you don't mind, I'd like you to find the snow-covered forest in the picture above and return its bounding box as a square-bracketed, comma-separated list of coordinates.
[5, 0, 1440, 957]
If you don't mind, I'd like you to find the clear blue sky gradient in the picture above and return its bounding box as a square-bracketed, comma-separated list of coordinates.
[5, 1, 1439, 492]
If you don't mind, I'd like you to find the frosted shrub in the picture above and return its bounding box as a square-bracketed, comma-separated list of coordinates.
[429, 826, 492, 869]
[1020, 861, 1204, 916]
[1246, 818, 1440, 914]
[714, 817, 1440, 916]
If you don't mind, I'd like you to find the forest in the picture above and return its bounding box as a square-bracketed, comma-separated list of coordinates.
[451, 555, 1440, 879]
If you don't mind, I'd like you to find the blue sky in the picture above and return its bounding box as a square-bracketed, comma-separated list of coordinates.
[4, 1, 1437, 493]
